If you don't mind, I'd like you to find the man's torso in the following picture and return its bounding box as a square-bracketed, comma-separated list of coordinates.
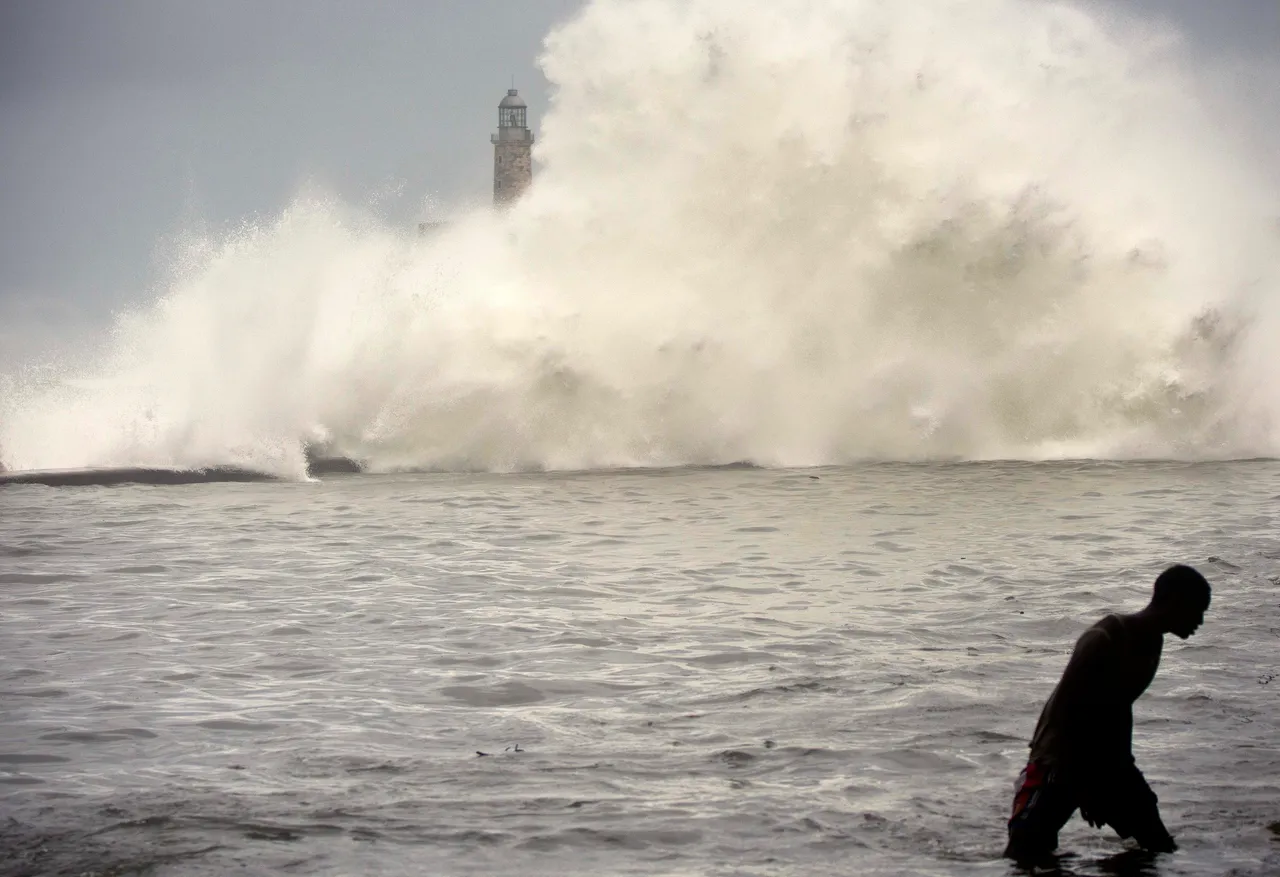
[1029, 613, 1162, 774]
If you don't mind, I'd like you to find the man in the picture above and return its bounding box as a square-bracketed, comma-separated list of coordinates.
[1004, 564, 1211, 863]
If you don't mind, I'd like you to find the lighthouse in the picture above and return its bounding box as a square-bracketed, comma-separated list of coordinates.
[491, 88, 534, 206]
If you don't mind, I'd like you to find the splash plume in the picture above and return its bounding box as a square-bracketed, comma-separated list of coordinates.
[2, 0, 1277, 476]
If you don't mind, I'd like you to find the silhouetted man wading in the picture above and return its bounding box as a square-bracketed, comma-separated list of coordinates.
[1005, 564, 1211, 863]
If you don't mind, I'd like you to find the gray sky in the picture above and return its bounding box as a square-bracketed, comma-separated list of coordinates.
[0, 0, 1276, 358]
[0, 0, 582, 353]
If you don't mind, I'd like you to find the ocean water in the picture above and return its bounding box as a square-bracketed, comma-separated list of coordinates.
[2, 462, 1277, 876]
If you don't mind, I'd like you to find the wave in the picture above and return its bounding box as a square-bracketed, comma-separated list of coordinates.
[2, 0, 1277, 476]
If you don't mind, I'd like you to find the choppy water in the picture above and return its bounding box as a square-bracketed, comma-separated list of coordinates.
[2, 462, 1277, 876]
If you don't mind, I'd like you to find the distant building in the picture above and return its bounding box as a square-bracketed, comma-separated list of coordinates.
[491, 88, 534, 206]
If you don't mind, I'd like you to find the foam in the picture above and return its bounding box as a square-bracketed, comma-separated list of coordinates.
[2, 0, 1276, 476]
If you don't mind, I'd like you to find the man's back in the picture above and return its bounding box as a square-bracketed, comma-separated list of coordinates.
[1029, 613, 1163, 773]
[1029, 611, 1162, 768]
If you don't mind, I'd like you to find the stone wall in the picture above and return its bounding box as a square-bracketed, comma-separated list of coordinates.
[494, 141, 533, 205]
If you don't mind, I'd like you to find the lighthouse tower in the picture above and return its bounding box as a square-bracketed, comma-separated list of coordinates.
[492, 88, 534, 206]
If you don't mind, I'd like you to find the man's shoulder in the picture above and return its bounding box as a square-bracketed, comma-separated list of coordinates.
[1092, 613, 1127, 635]
[1072, 614, 1126, 652]
[1080, 611, 1121, 640]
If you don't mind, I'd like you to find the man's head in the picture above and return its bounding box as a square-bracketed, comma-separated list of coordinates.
[1150, 564, 1211, 638]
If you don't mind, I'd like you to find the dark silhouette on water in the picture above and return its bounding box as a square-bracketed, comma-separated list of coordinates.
[0, 466, 280, 487]
[1005, 564, 1212, 865]
[302, 444, 363, 475]
[0, 445, 364, 487]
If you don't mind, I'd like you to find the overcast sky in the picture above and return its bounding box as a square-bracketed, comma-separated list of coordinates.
[0, 0, 1276, 358]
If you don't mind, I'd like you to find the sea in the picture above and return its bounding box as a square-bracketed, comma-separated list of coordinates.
[2, 463, 1277, 876]
[2, 0, 1279, 874]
